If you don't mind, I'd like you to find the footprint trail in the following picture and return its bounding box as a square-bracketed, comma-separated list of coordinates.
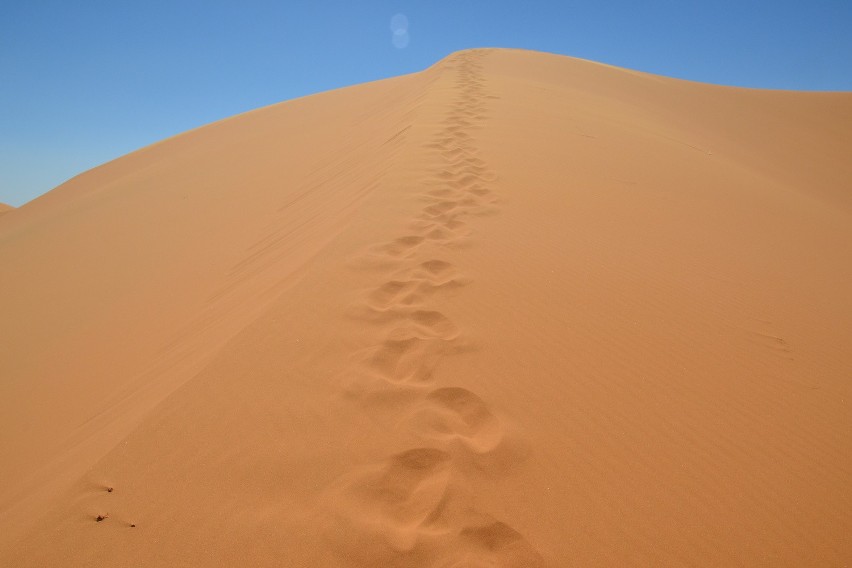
[326, 50, 544, 567]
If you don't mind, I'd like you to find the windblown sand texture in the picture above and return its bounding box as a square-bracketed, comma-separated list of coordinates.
[1, 48, 851, 567]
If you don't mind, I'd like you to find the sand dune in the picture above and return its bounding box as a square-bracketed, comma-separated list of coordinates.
[1, 48, 851, 566]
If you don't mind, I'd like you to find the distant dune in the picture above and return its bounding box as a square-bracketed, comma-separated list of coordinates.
[1, 48, 850, 567]
[0, 203, 14, 215]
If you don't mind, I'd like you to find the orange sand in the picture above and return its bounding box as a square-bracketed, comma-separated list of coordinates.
[1, 48, 851, 567]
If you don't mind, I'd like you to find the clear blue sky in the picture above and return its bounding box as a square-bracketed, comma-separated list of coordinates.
[2, 1, 851, 206]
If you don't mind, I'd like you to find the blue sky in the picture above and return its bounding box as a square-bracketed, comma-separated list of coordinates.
[2, 1, 851, 206]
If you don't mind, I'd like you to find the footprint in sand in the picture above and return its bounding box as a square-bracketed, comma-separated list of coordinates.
[424, 200, 460, 217]
[436, 521, 545, 568]
[381, 235, 426, 257]
[418, 259, 455, 277]
[367, 280, 422, 309]
[422, 225, 461, 243]
[440, 147, 471, 160]
[354, 259, 468, 315]
[451, 173, 494, 189]
[329, 448, 453, 553]
[349, 303, 461, 340]
[360, 333, 456, 384]
[369, 266, 467, 305]
[414, 217, 470, 238]
[447, 161, 487, 176]
[351, 235, 429, 270]
[467, 186, 492, 198]
[411, 387, 505, 455]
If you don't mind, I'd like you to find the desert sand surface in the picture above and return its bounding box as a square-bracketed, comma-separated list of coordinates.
[1, 48, 851, 567]
[0, 203, 14, 216]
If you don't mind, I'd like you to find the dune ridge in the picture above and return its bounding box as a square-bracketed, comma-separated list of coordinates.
[1, 48, 851, 566]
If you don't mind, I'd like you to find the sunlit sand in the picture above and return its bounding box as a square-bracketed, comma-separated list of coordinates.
[1, 48, 850, 566]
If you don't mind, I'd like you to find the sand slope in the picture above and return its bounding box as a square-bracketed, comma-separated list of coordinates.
[1, 48, 850, 566]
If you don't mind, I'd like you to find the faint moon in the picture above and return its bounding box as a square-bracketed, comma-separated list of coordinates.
[390, 13, 410, 49]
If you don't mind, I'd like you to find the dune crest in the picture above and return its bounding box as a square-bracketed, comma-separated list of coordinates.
[1, 48, 851, 566]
